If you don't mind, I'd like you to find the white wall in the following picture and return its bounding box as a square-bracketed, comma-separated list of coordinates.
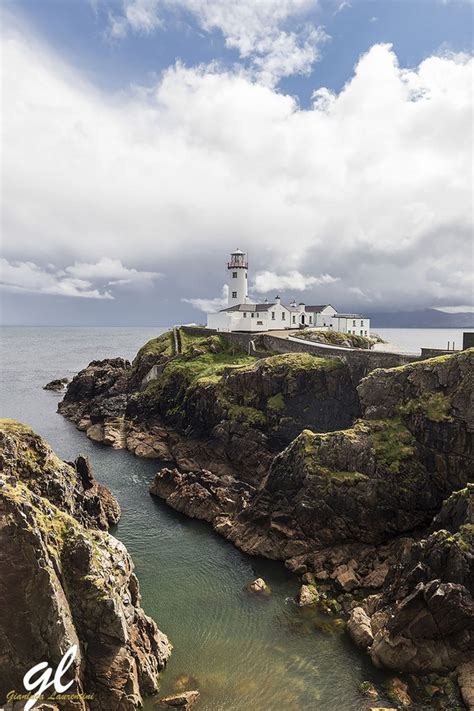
[329, 316, 371, 336]
[227, 267, 248, 307]
[315, 305, 337, 327]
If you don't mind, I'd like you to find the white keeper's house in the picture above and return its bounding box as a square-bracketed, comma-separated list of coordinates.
[206, 250, 370, 336]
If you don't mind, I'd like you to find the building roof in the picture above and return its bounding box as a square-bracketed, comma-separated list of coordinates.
[220, 303, 275, 313]
[304, 304, 333, 313]
[334, 313, 364, 319]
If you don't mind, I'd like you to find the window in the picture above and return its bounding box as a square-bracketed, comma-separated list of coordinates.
[245, 273, 247, 279]
[232, 272, 237, 278]
[243, 312, 247, 318]
[360, 330, 363, 335]
[272, 312, 275, 320]
[282, 312, 286, 320]
[257, 321, 263, 325]
[309, 316, 312, 323]
[353, 320, 356, 326]
[251, 312, 255, 318]
[256, 312, 259, 317]
[232, 291, 237, 298]
[361, 320, 364, 326]
[292, 315, 296, 323]
[365, 330, 367, 335]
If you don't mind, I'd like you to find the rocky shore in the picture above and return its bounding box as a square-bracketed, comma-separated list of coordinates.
[0, 419, 171, 710]
[57, 329, 473, 708]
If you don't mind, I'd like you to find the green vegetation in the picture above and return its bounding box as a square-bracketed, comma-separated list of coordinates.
[457, 523, 474, 552]
[400, 392, 453, 423]
[290, 428, 369, 484]
[133, 330, 174, 365]
[267, 393, 285, 412]
[370, 418, 416, 473]
[298, 329, 380, 350]
[259, 352, 340, 373]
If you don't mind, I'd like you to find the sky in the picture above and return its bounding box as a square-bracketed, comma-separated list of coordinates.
[1, 0, 473, 326]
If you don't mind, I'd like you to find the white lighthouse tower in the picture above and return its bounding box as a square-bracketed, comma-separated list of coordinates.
[227, 249, 248, 307]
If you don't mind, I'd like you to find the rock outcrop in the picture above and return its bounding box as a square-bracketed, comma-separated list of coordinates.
[44, 377, 69, 392]
[0, 419, 171, 710]
[149, 350, 474, 678]
[59, 330, 361, 482]
[57, 330, 473, 683]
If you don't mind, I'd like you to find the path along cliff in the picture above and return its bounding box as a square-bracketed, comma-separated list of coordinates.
[57, 330, 473, 708]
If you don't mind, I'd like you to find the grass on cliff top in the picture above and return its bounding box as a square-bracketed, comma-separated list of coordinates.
[298, 329, 379, 349]
[133, 330, 175, 365]
[0, 418, 34, 435]
[0, 419, 56, 478]
[257, 352, 341, 373]
[140, 332, 256, 397]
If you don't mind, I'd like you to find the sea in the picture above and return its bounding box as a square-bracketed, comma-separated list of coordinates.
[1, 326, 471, 710]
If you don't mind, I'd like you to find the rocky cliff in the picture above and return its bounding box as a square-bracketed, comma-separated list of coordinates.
[59, 329, 361, 480]
[0, 420, 171, 710]
[57, 331, 473, 692]
[149, 349, 473, 689]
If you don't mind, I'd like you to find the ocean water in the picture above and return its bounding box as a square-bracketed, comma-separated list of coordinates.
[374, 327, 473, 354]
[1, 325, 459, 710]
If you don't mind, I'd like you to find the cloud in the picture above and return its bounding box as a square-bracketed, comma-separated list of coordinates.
[107, 0, 326, 85]
[182, 285, 229, 313]
[0, 257, 160, 299]
[1, 31, 473, 316]
[65, 257, 162, 287]
[0, 259, 113, 299]
[252, 271, 339, 293]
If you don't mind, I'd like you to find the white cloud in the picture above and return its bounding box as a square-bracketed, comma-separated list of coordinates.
[107, 0, 326, 85]
[0, 259, 113, 299]
[253, 271, 339, 293]
[65, 257, 162, 287]
[182, 285, 228, 313]
[1, 32, 473, 313]
[0, 257, 160, 299]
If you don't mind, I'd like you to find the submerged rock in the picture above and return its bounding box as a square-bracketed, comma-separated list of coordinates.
[385, 678, 412, 707]
[0, 419, 171, 709]
[359, 681, 378, 699]
[296, 584, 319, 606]
[157, 690, 200, 708]
[245, 578, 271, 595]
[44, 376, 69, 391]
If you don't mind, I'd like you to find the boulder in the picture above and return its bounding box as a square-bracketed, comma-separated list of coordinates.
[334, 565, 360, 592]
[296, 584, 319, 606]
[385, 678, 412, 707]
[86, 423, 104, 443]
[245, 578, 271, 595]
[157, 690, 200, 708]
[43, 377, 69, 391]
[359, 681, 378, 699]
[457, 660, 474, 710]
[347, 607, 374, 649]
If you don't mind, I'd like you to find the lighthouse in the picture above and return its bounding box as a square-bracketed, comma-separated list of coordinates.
[227, 249, 248, 307]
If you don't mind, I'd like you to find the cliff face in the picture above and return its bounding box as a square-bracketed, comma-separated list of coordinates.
[219, 349, 473, 557]
[0, 420, 171, 710]
[149, 350, 474, 681]
[58, 331, 473, 682]
[59, 330, 361, 480]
